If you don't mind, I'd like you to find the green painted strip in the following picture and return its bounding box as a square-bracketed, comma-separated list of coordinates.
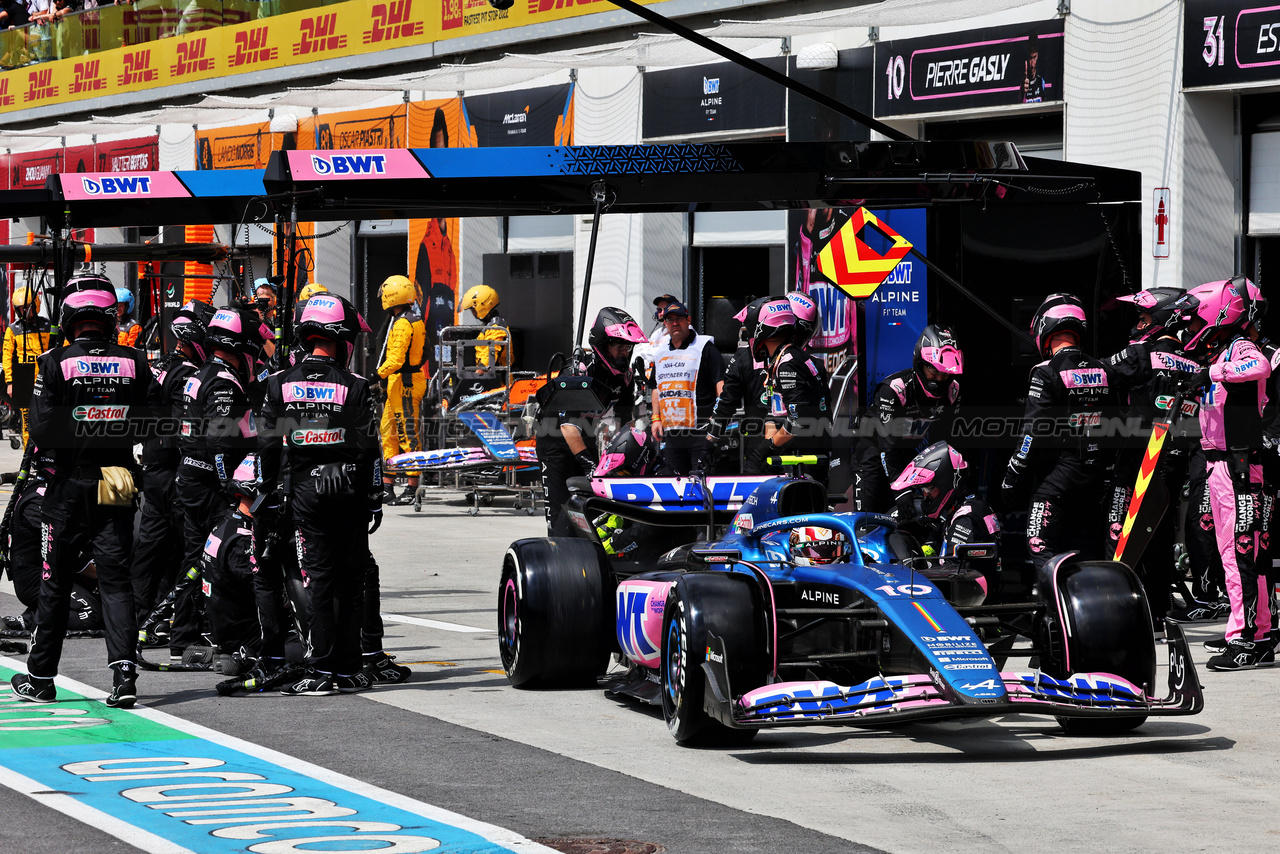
[0, 666, 192, 750]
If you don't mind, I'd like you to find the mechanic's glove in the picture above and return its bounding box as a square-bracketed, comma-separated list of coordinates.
[744, 441, 772, 474]
[705, 419, 724, 442]
[368, 508, 383, 535]
[1000, 456, 1028, 508]
[594, 513, 625, 556]
[316, 463, 351, 496]
[1181, 367, 1211, 390]
[575, 451, 596, 476]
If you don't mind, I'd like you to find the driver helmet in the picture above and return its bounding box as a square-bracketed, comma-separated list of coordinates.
[889, 441, 968, 520]
[594, 425, 656, 477]
[913, 325, 963, 398]
[789, 526, 849, 566]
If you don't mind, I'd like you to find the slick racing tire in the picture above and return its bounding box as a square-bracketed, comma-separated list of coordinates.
[499, 537, 613, 688]
[1047, 559, 1156, 735]
[661, 572, 763, 747]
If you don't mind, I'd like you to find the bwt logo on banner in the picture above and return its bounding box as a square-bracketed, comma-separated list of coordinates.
[309, 154, 387, 175]
[703, 76, 720, 95]
[82, 176, 153, 195]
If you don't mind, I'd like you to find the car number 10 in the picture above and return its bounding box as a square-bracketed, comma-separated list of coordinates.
[875, 584, 933, 596]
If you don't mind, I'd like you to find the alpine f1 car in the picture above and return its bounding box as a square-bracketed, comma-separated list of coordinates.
[498, 473, 1202, 746]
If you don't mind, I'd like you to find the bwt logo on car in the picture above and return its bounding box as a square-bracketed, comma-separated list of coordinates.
[82, 176, 152, 195]
[309, 154, 387, 175]
[76, 359, 121, 375]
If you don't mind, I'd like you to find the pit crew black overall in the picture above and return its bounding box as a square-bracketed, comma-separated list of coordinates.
[175, 355, 257, 654]
[259, 353, 380, 679]
[1006, 346, 1115, 574]
[25, 334, 160, 678]
[130, 350, 199, 624]
[199, 507, 260, 657]
[1105, 335, 1201, 621]
[854, 368, 960, 512]
[536, 354, 634, 536]
[9, 453, 102, 633]
[708, 343, 770, 467]
[751, 343, 832, 487]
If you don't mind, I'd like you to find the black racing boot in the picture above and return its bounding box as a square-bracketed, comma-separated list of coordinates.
[106, 662, 138, 709]
[11, 673, 55, 703]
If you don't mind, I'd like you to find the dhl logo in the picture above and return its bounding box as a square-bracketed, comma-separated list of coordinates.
[118, 50, 158, 87]
[172, 38, 215, 77]
[230, 27, 278, 67]
[294, 13, 347, 56]
[70, 60, 105, 95]
[364, 0, 423, 44]
[25, 68, 58, 102]
[0, 78, 12, 108]
[528, 0, 602, 12]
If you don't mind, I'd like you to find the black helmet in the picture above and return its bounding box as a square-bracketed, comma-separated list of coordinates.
[1115, 287, 1185, 342]
[205, 307, 270, 360]
[1030, 293, 1087, 357]
[172, 299, 213, 362]
[888, 441, 968, 520]
[59, 274, 117, 337]
[913, 325, 963, 398]
[296, 293, 371, 367]
[594, 424, 656, 477]
[588, 307, 647, 373]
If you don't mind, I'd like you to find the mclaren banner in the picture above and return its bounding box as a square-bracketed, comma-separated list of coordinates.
[0, 0, 665, 114]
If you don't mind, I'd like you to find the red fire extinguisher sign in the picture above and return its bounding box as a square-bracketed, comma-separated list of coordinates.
[1154, 188, 1170, 259]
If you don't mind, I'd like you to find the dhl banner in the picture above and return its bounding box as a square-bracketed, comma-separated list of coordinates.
[195, 121, 280, 170]
[0, 0, 667, 115]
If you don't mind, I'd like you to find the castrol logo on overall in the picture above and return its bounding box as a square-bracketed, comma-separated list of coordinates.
[291, 427, 345, 444]
[72, 405, 128, 421]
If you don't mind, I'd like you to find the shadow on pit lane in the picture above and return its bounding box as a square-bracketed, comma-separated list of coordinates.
[731, 721, 1230, 764]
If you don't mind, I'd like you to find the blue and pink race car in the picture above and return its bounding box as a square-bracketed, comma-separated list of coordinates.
[498, 472, 1202, 746]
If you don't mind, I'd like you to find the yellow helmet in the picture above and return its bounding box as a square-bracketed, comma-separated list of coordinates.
[380, 275, 417, 311]
[298, 282, 329, 302]
[460, 284, 499, 321]
[11, 285, 38, 312]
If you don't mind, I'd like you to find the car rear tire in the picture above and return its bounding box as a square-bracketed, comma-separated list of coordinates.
[499, 537, 612, 688]
[661, 572, 763, 747]
[1047, 559, 1155, 735]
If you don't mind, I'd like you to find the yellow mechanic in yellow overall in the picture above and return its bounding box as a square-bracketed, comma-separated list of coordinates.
[3, 285, 51, 447]
[377, 275, 428, 505]
[458, 284, 509, 370]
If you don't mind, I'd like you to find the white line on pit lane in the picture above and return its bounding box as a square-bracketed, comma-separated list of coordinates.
[0, 658, 555, 854]
[381, 613, 491, 633]
[0, 764, 193, 854]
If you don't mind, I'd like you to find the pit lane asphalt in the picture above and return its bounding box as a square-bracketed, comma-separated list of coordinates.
[0, 458, 1272, 854]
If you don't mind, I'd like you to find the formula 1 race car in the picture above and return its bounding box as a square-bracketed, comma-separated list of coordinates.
[498, 472, 1203, 746]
